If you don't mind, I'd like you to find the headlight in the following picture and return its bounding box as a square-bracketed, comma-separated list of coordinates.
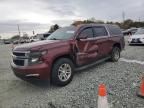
[31, 58, 39, 63]
[29, 50, 47, 65]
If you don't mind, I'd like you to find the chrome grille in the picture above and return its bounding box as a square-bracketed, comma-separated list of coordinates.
[13, 60, 24, 66]
[131, 38, 142, 43]
[12, 51, 29, 66]
[13, 52, 25, 57]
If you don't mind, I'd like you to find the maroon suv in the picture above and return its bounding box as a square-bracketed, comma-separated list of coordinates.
[11, 24, 125, 86]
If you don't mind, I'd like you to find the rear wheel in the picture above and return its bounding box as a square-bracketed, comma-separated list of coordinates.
[110, 47, 120, 62]
[51, 58, 74, 86]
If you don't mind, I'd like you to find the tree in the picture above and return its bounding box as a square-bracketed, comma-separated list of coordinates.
[72, 18, 144, 29]
[53, 24, 59, 31]
[71, 21, 84, 26]
[71, 18, 104, 26]
[11, 35, 20, 40]
[48, 24, 60, 33]
[121, 19, 133, 29]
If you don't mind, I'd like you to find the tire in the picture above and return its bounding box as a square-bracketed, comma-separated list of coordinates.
[128, 44, 132, 46]
[51, 58, 74, 86]
[110, 47, 120, 62]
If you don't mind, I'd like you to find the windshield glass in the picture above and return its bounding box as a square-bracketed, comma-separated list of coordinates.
[134, 28, 144, 35]
[47, 26, 77, 40]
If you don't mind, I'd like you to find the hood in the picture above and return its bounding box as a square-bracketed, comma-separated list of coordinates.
[13, 40, 69, 51]
[131, 34, 144, 38]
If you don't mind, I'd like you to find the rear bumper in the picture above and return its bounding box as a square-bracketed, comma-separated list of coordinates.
[11, 62, 51, 80]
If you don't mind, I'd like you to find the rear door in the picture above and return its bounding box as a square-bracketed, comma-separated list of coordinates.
[76, 27, 99, 65]
[93, 26, 110, 58]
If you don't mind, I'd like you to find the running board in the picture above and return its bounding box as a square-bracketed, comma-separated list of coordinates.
[75, 56, 111, 71]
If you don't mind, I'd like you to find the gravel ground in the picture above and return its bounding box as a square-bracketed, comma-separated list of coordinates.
[121, 36, 144, 61]
[0, 38, 144, 108]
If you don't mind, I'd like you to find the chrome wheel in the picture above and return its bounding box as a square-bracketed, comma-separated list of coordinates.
[111, 47, 121, 62]
[58, 63, 72, 82]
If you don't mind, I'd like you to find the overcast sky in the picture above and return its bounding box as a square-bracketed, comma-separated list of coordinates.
[0, 0, 144, 38]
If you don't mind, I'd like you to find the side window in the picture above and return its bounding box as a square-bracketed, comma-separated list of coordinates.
[93, 27, 108, 37]
[108, 25, 122, 36]
[79, 28, 93, 38]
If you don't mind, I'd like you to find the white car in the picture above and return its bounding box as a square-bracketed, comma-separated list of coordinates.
[128, 28, 144, 45]
[30, 36, 40, 42]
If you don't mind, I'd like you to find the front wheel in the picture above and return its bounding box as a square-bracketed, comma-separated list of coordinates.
[51, 58, 74, 86]
[110, 47, 120, 62]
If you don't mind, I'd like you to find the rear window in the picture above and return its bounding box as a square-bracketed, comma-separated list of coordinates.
[93, 26, 108, 37]
[107, 25, 122, 36]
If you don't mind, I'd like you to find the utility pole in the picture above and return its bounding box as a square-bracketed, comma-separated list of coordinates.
[33, 30, 35, 35]
[17, 24, 21, 37]
[122, 11, 125, 23]
[139, 17, 141, 22]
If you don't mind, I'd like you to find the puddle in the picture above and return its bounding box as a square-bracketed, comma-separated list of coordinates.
[120, 58, 144, 65]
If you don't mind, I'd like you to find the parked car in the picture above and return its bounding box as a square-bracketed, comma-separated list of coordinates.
[30, 36, 40, 42]
[11, 24, 125, 86]
[13, 40, 19, 44]
[19, 39, 26, 44]
[25, 38, 30, 43]
[128, 28, 144, 45]
[36, 33, 51, 40]
[0, 39, 3, 44]
[122, 28, 138, 36]
[3, 39, 11, 44]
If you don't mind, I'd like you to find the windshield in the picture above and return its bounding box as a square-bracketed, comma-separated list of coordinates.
[47, 26, 77, 40]
[134, 28, 144, 35]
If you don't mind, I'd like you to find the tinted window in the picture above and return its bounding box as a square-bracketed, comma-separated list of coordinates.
[79, 28, 93, 38]
[93, 27, 108, 37]
[108, 25, 122, 36]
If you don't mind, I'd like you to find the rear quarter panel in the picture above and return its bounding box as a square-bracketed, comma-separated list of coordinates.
[108, 35, 125, 51]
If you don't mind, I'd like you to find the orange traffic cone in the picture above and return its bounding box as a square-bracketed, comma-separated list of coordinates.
[137, 77, 144, 98]
[98, 84, 109, 108]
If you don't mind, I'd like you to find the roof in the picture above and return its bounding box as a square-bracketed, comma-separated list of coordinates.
[77, 23, 119, 28]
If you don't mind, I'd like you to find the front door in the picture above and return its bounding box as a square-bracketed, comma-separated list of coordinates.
[92, 26, 110, 58]
[75, 27, 99, 65]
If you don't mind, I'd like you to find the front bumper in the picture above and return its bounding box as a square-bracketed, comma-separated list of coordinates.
[11, 62, 51, 80]
[128, 38, 144, 44]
